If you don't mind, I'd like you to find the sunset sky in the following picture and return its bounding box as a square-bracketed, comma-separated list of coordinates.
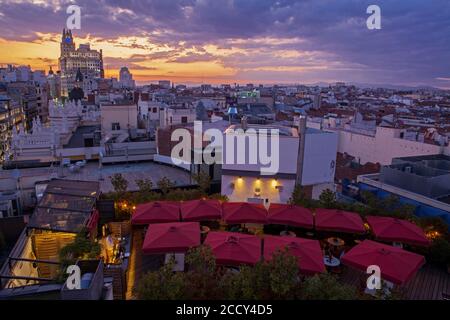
[0, 0, 449, 87]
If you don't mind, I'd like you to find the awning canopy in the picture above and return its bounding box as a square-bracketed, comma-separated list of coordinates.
[341, 240, 425, 285]
[315, 208, 365, 234]
[366, 216, 430, 247]
[204, 231, 261, 266]
[222, 202, 267, 224]
[180, 199, 222, 221]
[142, 222, 200, 254]
[268, 203, 313, 229]
[132, 201, 180, 225]
[264, 235, 325, 275]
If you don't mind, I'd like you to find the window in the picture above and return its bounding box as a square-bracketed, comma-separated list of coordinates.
[153, 107, 157, 113]
[112, 122, 120, 130]
[181, 116, 188, 123]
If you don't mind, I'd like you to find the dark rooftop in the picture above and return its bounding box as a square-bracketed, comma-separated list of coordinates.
[63, 125, 100, 149]
[237, 103, 273, 116]
[27, 179, 100, 233]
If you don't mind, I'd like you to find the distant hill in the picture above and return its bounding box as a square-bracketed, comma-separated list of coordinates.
[307, 81, 444, 91]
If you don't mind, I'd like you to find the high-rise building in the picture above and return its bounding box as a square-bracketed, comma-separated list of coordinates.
[35, 81, 50, 122]
[47, 67, 61, 99]
[6, 82, 38, 131]
[119, 67, 135, 89]
[58, 29, 104, 97]
[312, 93, 321, 110]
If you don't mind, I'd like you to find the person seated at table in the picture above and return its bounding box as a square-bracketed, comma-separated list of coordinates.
[326, 247, 335, 259]
[241, 226, 251, 234]
[229, 225, 241, 232]
[332, 246, 341, 258]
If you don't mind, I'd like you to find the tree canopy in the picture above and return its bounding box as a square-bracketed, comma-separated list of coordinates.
[135, 245, 360, 300]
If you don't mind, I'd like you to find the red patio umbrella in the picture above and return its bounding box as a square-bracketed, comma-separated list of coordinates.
[341, 240, 425, 285]
[142, 222, 200, 254]
[180, 199, 222, 221]
[86, 209, 100, 232]
[131, 201, 180, 225]
[268, 203, 313, 229]
[315, 208, 365, 234]
[222, 202, 268, 224]
[204, 231, 261, 266]
[264, 236, 325, 275]
[366, 216, 430, 247]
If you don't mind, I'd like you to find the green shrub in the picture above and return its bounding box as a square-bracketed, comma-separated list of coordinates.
[423, 238, 450, 265]
[59, 231, 101, 266]
[135, 261, 187, 300]
[300, 273, 359, 300]
[110, 173, 128, 194]
[156, 176, 175, 195]
[208, 193, 229, 202]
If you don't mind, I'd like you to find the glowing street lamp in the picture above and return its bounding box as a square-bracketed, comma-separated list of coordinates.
[227, 106, 238, 124]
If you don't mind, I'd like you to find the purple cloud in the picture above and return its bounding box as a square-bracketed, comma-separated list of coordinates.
[0, 0, 449, 86]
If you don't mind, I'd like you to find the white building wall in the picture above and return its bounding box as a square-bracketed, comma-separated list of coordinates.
[147, 102, 164, 121]
[100, 104, 138, 133]
[221, 175, 295, 205]
[302, 131, 338, 186]
[336, 126, 443, 165]
[221, 128, 338, 202]
[222, 135, 299, 175]
[160, 108, 196, 128]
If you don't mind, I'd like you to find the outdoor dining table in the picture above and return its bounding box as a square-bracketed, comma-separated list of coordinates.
[392, 242, 403, 248]
[200, 226, 211, 242]
[201, 226, 211, 234]
[323, 255, 340, 267]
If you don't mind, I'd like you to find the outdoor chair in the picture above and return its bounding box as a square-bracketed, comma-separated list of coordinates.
[392, 242, 403, 248]
[228, 267, 240, 274]
[165, 253, 185, 272]
[330, 264, 343, 275]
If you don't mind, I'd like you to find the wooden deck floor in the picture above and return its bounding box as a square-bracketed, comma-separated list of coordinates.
[339, 264, 450, 300]
[126, 228, 164, 300]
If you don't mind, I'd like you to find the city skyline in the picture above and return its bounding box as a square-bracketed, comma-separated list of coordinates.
[0, 0, 450, 88]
